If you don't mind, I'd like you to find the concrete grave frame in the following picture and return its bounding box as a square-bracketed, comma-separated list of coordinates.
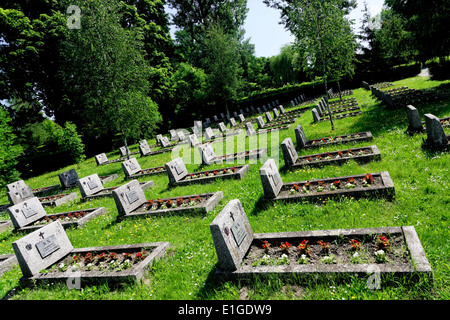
[95, 153, 127, 166]
[0, 254, 17, 277]
[38, 192, 78, 207]
[210, 203, 432, 281]
[13, 221, 170, 286]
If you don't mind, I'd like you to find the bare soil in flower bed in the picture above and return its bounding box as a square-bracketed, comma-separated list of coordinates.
[243, 232, 411, 268]
[174, 165, 249, 186]
[18, 207, 105, 232]
[39, 192, 77, 206]
[129, 166, 166, 178]
[293, 145, 380, 168]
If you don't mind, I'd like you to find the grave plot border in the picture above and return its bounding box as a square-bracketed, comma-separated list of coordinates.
[19, 242, 170, 287]
[211, 148, 268, 164]
[0, 254, 17, 277]
[281, 106, 309, 116]
[96, 156, 128, 166]
[82, 181, 154, 201]
[255, 125, 291, 135]
[215, 226, 431, 281]
[262, 119, 297, 129]
[125, 166, 167, 180]
[120, 191, 223, 219]
[13, 207, 106, 233]
[0, 220, 13, 233]
[140, 147, 173, 157]
[314, 111, 362, 123]
[300, 131, 373, 149]
[263, 171, 395, 203]
[287, 145, 381, 169]
[170, 164, 250, 187]
[39, 192, 78, 207]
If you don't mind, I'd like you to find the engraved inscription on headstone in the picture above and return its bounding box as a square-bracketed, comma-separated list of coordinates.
[230, 216, 247, 247]
[22, 207, 38, 219]
[129, 161, 138, 171]
[175, 162, 184, 175]
[87, 180, 99, 190]
[35, 234, 60, 259]
[126, 190, 139, 204]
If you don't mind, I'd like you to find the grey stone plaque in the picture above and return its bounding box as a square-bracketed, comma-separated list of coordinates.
[126, 190, 139, 204]
[22, 207, 38, 219]
[87, 180, 99, 190]
[231, 217, 246, 247]
[175, 163, 185, 175]
[35, 234, 60, 259]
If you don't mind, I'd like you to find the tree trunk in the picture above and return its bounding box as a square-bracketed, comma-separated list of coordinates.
[337, 80, 342, 100]
[324, 75, 334, 131]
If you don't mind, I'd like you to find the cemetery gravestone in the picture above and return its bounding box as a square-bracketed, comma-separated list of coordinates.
[7, 197, 46, 229]
[245, 122, 256, 136]
[265, 111, 273, 123]
[256, 116, 265, 129]
[295, 125, 307, 149]
[205, 127, 215, 140]
[139, 141, 152, 156]
[160, 136, 171, 148]
[77, 174, 103, 198]
[170, 129, 177, 141]
[58, 169, 79, 189]
[199, 143, 218, 165]
[424, 113, 448, 147]
[238, 114, 245, 123]
[229, 118, 237, 127]
[281, 137, 299, 168]
[165, 157, 188, 185]
[7, 185, 34, 205]
[279, 105, 285, 114]
[209, 199, 254, 271]
[156, 134, 163, 145]
[406, 105, 424, 132]
[188, 134, 200, 147]
[273, 108, 279, 119]
[95, 153, 109, 165]
[6, 180, 27, 193]
[259, 159, 283, 199]
[312, 109, 321, 122]
[257, 107, 262, 114]
[218, 122, 227, 133]
[233, 111, 239, 118]
[119, 146, 131, 157]
[112, 180, 147, 216]
[122, 158, 141, 178]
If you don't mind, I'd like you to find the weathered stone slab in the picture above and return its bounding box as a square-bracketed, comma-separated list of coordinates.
[12, 221, 74, 277]
[424, 113, 449, 147]
[139, 140, 152, 156]
[229, 118, 237, 127]
[58, 169, 79, 189]
[112, 179, 147, 216]
[256, 116, 265, 129]
[259, 159, 284, 199]
[210, 199, 254, 271]
[38, 192, 78, 207]
[0, 254, 17, 276]
[245, 122, 256, 136]
[281, 137, 299, 168]
[122, 158, 142, 178]
[6, 180, 27, 193]
[295, 128, 373, 149]
[165, 157, 189, 184]
[7, 197, 46, 229]
[198, 143, 218, 165]
[7, 185, 34, 205]
[77, 174, 104, 197]
[95, 153, 126, 166]
[238, 114, 245, 123]
[265, 111, 273, 123]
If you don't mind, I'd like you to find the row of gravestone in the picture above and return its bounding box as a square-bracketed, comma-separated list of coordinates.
[406, 106, 449, 148]
[312, 96, 362, 123]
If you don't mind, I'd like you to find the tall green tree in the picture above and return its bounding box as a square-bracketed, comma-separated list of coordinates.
[265, 0, 356, 130]
[202, 24, 243, 116]
[60, 0, 161, 158]
[0, 107, 23, 186]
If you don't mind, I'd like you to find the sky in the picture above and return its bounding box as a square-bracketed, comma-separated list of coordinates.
[166, 0, 385, 58]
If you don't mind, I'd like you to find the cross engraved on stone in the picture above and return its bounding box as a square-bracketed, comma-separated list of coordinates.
[39, 231, 45, 240]
[229, 212, 235, 221]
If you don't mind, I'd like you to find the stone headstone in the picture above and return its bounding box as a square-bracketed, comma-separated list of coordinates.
[139, 140, 152, 156]
[95, 153, 109, 165]
[7, 197, 46, 229]
[7, 184, 34, 205]
[188, 134, 199, 147]
[245, 107, 250, 113]
[239, 109, 245, 115]
[165, 157, 188, 184]
[281, 137, 298, 168]
[58, 169, 79, 189]
[424, 113, 448, 146]
[213, 115, 219, 122]
[315, 105, 323, 116]
[12, 220, 74, 277]
[205, 118, 211, 124]
[6, 180, 27, 193]
[199, 143, 217, 165]
[220, 113, 226, 120]
[290, 100, 295, 108]
[194, 120, 202, 130]
[256, 116, 265, 129]
[262, 105, 268, 112]
[312, 108, 321, 122]
[218, 122, 227, 133]
[205, 127, 215, 140]
[295, 125, 307, 149]
[406, 105, 423, 131]
[229, 117, 237, 127]
[259, 158, 283, 199]
[257, 107, 262, 114]
[156, 134, 163, 144]
[119, 146, 131, 157]
[238, 114, 245, 123]
[170, 129, 177, 141]
[273, 108, 279, 119]
[177, 131, 186, 142]
[245, 122, 256, 136]
[209, 199, 254, 271]
[112, 179, 146, 216]
[265, 111, 273, 123]
[250, 106, 255, 113]
[160, 136, 171, 148]
[77, 173, 104, 197]
[279, 105, 285, 114]
[121, 158, 142, 178]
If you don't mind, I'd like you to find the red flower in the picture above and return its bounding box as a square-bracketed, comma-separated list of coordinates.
[349, 239, 361, 250]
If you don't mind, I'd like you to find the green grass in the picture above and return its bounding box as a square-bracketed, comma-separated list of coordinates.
[0, 75, 449, 300]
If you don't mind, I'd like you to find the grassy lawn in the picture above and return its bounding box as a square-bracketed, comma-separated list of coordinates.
[0, 75, 449, 300]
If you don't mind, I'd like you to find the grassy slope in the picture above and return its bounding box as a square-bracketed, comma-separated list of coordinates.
[0, 75, 449, 300]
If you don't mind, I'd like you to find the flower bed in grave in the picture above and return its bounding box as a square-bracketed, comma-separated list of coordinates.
[303, 131, 373, 149]
[16, 207, 106, 232]
[276, 172, 395, 202]
[27, 242, 170, 286]
[126, 166, 167, 179]
[210, 200, 431, 281]
[180, 166, 249, 186]
[315, 111, 362, 122]
[213, 148, 267, 163]
[256, 124, 291, 134]
[263, 118, 296, 128]
[82, 181, 154, 201]
[292, 145, 381, 168]
[38, 192, 78, 207]
[281, 106, 309, 116]
[122, 192, 223, 218]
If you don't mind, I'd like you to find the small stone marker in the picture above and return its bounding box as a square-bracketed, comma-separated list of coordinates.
[238, 114, 245, 123]
[257, 107, 262, 114]
[188, 134, 200, 147]
[213, 115, 219, 122]
[259, 158, 283, 199]
[77, 174, 104, 198]
[205, 127, 215, 140]
[315, 105, 323, 116]
[7, 197, 46, 229]
[7, 185, 34, 205]
[262, 105, 268, 112]
[424, 113, 448, 146]
[245, 122, 256, 136]
[279, 105, 285, 114]
[265, 111, 273, 123]
[165, 157, 188, 184]
[119, 146, 131, 157]
[112, 179, 147, 216]
[281, 137, 299, 168]
[121, 158, 142, 178]
[295, 125, 307, 149]
[170, 129, 177, 141]
[218, 122, 227, 133]
[58, 169, 79, 189]
[312, 108, 321, 122]
[6, 180, 27, 193]
[209, 199, 254, 271]
[198, 143, 217, 165]
[139, 140, 152, 156]
[156, 134, 163, 145]
[406, 105, 424, 132]
[256, 116, 265, 129]
[229, 118, 237, 127]
[177, 131, 186, 142]
[273, 108, 279, 118]
[95, 153, 109, 165]
[233, 111, 238, 118]
[160, 136, 170, 148]
[12, 220, 74, 278]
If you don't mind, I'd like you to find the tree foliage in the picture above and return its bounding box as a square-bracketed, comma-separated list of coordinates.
[0, 107, 23, 186]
